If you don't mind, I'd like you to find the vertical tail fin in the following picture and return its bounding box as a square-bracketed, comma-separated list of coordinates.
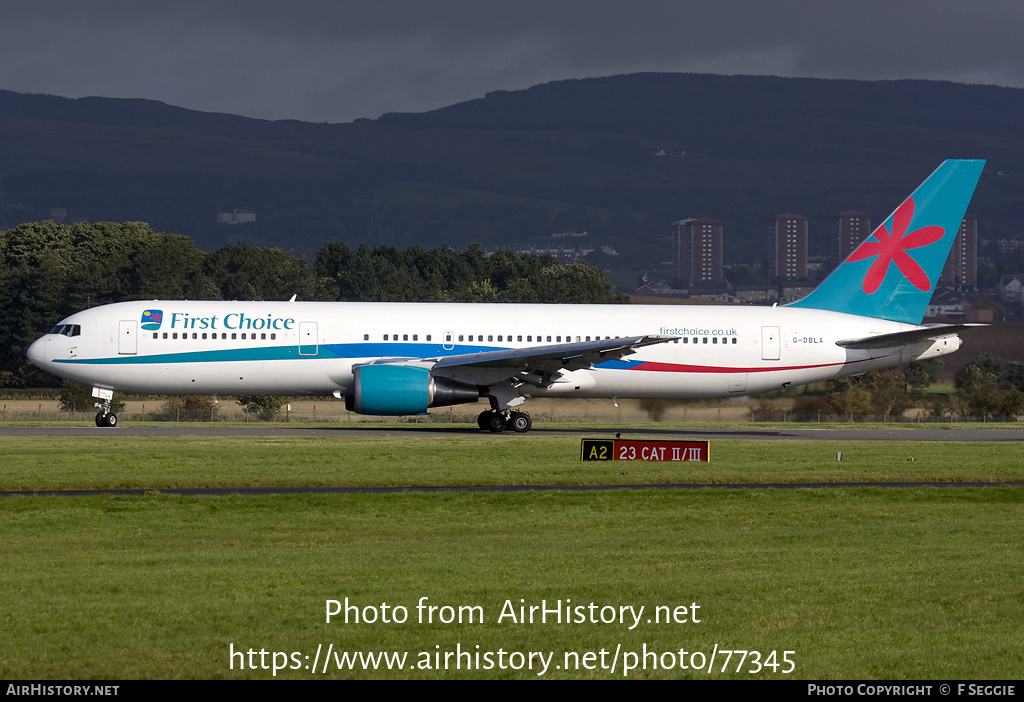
[790, 159, 985, 323]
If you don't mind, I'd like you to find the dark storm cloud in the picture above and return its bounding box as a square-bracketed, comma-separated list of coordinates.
[2, 1, 1023, 122]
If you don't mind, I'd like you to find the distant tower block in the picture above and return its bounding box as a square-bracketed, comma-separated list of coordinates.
[941, 214, 978, 288]
[769, 213, 808, 280]
[674, 218, 723, 286]
[832, 211, 871, 266]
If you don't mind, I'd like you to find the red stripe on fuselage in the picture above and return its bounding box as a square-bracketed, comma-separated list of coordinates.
[628, 356, 892, 374]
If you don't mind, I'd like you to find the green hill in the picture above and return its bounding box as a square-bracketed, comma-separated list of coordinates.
[2, 74, 1023, 266]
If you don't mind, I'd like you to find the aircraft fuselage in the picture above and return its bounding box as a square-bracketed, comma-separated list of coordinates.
[27, 300, 960, 401]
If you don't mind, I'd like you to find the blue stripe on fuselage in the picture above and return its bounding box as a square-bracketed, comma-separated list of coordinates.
[52, 341, 647, 370]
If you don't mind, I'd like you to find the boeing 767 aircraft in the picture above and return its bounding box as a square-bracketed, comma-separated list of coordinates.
[27, 160, 985, 432]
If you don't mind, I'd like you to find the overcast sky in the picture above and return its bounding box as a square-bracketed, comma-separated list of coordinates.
[2, 1, 1023, 123]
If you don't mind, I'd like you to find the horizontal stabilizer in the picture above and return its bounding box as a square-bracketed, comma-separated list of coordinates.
[836, 324, 985, 350]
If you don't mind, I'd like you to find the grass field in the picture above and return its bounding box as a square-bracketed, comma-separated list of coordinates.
[1, 430, 1023, 679]
[2, 432, 1024, 490]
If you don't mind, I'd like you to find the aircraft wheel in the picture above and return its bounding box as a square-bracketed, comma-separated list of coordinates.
[102, 413, 118, 428]
[509, 412, 532, 433]
[477, 410, 492, 430]
[95, 412, 104, 427]
[486, 413, 506, 433]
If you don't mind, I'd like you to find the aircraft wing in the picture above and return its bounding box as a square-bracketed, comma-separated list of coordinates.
[836, 323, 985, 350]
[430, 335, 677, 375]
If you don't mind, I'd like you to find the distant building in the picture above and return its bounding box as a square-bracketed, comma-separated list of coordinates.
[940, 214, 977, 289]
[515, 245, 592, 263]
[1000, 274, 1024, 305]
[779, 282, 815, 304]
[217, 210, 256, 225]
[807, 254, 831, 276]
[673, 218, 723, 287]
[965, 308, 994, 323]
[926, 287, 967, 319]
[733, 285, 779, 305]
[632, 283, 688, 299]
[768, 213, 808, 280]
[687, 280, 733, 302]
[993, 238, 1024, 254]
[832, 211, 871, 265]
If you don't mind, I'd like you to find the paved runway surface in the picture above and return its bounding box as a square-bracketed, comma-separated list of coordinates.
[2, 424, 1023, 441]
[3, 481, 1023, 498]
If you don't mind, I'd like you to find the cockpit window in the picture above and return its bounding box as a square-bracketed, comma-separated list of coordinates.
[48, 324, 81, 337]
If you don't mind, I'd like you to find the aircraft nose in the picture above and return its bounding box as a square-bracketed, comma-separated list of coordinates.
[26, 337, 47, 368]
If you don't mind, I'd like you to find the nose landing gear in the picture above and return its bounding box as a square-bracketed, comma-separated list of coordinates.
[94, 411, 118, 428]
[92, 386, 118, 428]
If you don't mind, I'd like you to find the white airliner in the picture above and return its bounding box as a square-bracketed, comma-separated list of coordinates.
[27, 160, 985, 432]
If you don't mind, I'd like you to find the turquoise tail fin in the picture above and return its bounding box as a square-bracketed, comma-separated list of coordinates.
[790, 159, 985, 324]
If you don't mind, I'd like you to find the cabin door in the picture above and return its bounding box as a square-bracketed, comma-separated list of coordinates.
[761, 326, 780, 361]
[118, 320, 137, 355]
[299, 322, 318, 356]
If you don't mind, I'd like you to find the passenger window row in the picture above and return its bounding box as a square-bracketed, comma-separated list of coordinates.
[152, 332, 277, 341]
[364, 333, 739, 346]
[681, 337, 738, 344]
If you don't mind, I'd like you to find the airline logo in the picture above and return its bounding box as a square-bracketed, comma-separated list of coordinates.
[848, 198, 943, 295]
[141, 309, 163, 331]
[167, 311, 295, 331]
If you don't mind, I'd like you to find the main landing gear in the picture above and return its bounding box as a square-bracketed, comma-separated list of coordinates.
[476, 409, 532, 433]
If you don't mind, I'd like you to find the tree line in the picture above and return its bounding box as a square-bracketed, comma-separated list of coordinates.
[774, 352, 1024, 421]
[0, 220, 623, 387]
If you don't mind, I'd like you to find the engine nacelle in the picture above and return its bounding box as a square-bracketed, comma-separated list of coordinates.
[348, 364, 480, 415]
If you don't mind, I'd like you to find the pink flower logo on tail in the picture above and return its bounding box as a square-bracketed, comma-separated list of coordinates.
[848, 198, 944, 294]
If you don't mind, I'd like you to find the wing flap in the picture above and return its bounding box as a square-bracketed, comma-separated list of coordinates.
[432, 335, 677, 372]
[836, 323, 984, 350]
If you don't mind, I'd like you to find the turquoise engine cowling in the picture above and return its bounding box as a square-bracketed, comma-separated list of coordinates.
[350, 364, 480, 415]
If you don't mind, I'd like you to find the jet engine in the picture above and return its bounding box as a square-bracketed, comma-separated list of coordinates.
[347, 364, 480, 415]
